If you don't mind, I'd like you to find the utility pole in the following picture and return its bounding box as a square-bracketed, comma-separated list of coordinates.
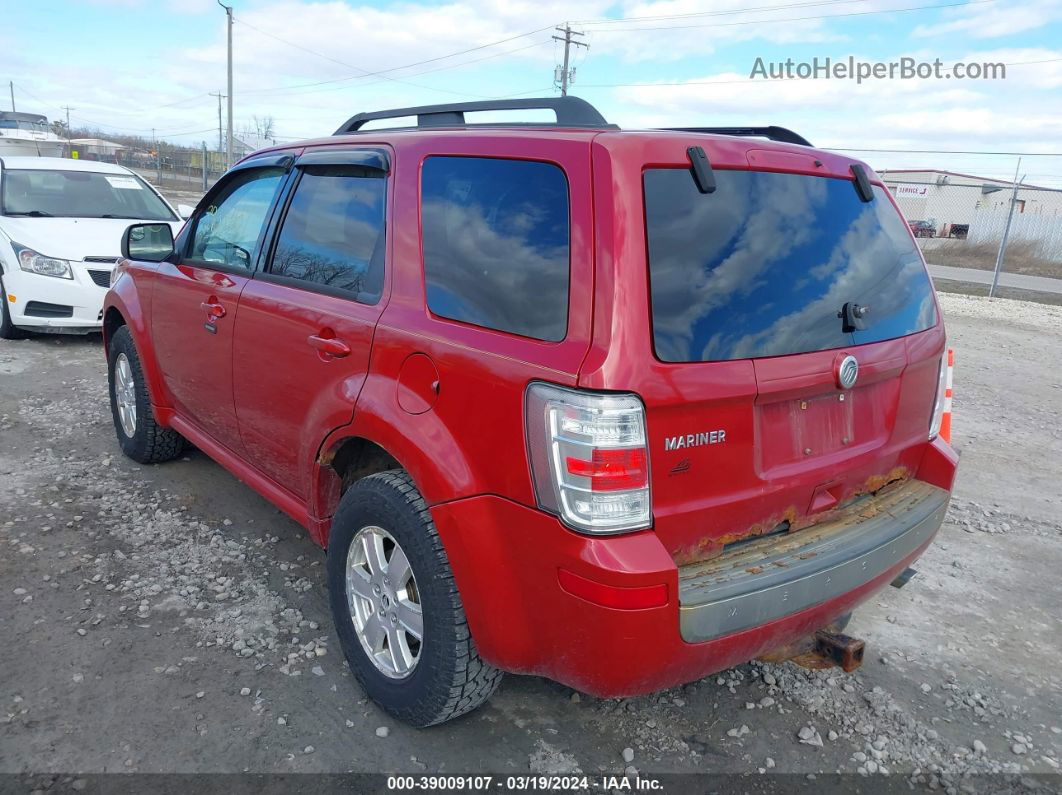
[989, 157, 1024, 299]
[552, 24, 587, 97]
[218, 0, 234, 169]
[153, 128, 161, 186]
[8, 81, 14, 112]
[60, 105, 74, 141]
[210, 91, 225, 154]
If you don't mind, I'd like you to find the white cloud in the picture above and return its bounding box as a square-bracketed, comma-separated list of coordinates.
[912, 0, 1062, 39]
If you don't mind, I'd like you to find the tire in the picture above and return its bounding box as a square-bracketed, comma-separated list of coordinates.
[107, 325, 184, 464]
[0, 276, 27, 340]
[328, 470, 502, 727]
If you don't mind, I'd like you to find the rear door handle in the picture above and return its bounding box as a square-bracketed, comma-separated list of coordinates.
[308, 334, 351, 358]
[201, 301, 226, 320]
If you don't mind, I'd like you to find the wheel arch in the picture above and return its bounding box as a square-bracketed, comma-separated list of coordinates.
[103, 286, 171, 417]
[312, 402, 477, 549]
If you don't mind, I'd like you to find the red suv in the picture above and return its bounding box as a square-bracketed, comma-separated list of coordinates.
[103, 97, 957, 727]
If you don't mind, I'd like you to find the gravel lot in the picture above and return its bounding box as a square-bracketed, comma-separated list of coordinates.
[1, 292, 1060, 791]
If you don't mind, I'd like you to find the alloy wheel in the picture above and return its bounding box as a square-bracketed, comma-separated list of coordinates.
[114, 353, 137, 437]
[346, 525, 424, 678]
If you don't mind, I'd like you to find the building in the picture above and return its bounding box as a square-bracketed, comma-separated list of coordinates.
[880, 169, 1062, 239]
[881, 169, 1062, 258]
[67, 138, 128, 161]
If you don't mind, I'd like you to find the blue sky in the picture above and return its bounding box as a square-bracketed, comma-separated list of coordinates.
[3, 0, 1061, 183]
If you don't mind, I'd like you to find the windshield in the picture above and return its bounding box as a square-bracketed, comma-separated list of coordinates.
[0, 119, 48, 132]
[1, 169, 176, 221]
[644, 168, 937, 363]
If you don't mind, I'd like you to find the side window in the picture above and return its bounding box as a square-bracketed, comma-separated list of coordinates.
[188, 168, 284, 269]
[421, 156, 570, 342]
[268, 166, 386, 303]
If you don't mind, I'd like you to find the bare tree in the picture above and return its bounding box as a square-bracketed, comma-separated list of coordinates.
[253, 115, 275, 143]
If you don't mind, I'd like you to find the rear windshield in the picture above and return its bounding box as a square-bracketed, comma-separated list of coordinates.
[644, 168, 937, 363]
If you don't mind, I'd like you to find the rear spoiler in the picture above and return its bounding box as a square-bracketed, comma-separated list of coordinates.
[662, 126, 812, 147]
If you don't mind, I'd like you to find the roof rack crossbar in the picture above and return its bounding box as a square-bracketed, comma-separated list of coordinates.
[664, 126, 812, 147]
[334, 97, 611, 135]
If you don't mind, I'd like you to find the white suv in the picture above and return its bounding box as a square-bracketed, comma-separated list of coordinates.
[0, 156, 186, 337]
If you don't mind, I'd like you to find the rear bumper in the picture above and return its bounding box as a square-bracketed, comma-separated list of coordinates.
[678, 480, 949, 643]
[431, 439, 955, 698]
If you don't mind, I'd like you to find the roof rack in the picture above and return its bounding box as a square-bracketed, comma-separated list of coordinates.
[663, 126, 812, 147]
[334, 96, 614, 134]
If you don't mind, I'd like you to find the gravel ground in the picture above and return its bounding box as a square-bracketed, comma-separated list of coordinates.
[1, 292, 1060, 792]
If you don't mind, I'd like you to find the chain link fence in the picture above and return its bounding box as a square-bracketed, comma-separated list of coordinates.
[126, 145, 227, 203]
[881, 172, 1062, 285]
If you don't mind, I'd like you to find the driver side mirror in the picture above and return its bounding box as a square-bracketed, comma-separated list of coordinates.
[122, 223, 175, 262]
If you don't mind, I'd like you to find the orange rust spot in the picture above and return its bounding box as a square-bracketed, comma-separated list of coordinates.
[671, 467, 911, 567]
[746, 566, 764, 574]
[863, 466, 909, 495]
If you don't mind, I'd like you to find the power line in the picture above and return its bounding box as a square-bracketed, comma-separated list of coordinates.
[832, 148, 1062, 157]
[585, 0, 999, 32]
[574, 55, 1062, 90]
[234, 16, 553, 97]
[234, 17, 487, 99]
[574, 0, 870, 26]
[250, 39, 552, 100]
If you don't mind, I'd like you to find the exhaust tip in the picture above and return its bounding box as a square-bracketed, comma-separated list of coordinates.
[891, 567, 917, 589]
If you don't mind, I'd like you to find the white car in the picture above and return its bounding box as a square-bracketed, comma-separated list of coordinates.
[0, 156, 190, 337]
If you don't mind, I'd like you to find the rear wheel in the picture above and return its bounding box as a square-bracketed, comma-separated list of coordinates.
[107, 326, 184, 464]
[327, 470, 502, 726]
[0, 277, 27, 340]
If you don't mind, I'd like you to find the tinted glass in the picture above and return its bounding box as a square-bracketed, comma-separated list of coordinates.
[189, 168, 284, 269]
[269, 167, 386, 302]
[1, 169, 175, 220]
[644, 169, 937, 362]
[422, 157, 569, 342]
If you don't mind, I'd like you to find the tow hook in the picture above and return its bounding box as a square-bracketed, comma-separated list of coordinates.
[806, 630, 865, 673]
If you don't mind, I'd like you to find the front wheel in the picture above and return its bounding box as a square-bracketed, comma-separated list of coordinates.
[107, 326, 184, 464]
[0, 277, 27, 340]
[327, 471, 502, 726]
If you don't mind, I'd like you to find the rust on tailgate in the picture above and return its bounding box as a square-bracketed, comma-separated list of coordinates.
[671, 467, 910, 567]
[676, 477, 934, 582]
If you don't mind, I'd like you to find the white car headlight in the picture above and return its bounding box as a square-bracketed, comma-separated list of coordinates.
[13, 243, 73, 280]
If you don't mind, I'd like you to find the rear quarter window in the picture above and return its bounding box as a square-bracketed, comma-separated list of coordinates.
[421, 156, 570, 342]
[644, 168, 938, 362]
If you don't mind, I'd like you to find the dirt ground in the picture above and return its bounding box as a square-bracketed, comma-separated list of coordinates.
[920, 239, 1062, 280]
[1, 292, 1060, 792]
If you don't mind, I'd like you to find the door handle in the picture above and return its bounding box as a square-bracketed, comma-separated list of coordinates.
[201, 300, 226, 320]
[308, 334, 351, 358]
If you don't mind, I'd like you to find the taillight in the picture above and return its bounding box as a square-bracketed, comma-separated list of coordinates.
[525, 382, 651, 534]
[928, 349, 949, 440]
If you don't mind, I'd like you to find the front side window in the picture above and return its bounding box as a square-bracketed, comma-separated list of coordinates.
[0, 169, 176, 221]
[421, 156, 570, 342]
[269, 166, 386, 302]
[644, 168, 938, 362]
[189, 168, 284, 269]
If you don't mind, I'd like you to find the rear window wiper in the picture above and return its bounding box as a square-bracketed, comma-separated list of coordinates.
[687, 146, 716, 194]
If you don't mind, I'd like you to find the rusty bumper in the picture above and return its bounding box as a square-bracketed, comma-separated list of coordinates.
[677, 480, 950, 643]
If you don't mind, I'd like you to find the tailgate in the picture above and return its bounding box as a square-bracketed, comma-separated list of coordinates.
[631, 149, 945, 564]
